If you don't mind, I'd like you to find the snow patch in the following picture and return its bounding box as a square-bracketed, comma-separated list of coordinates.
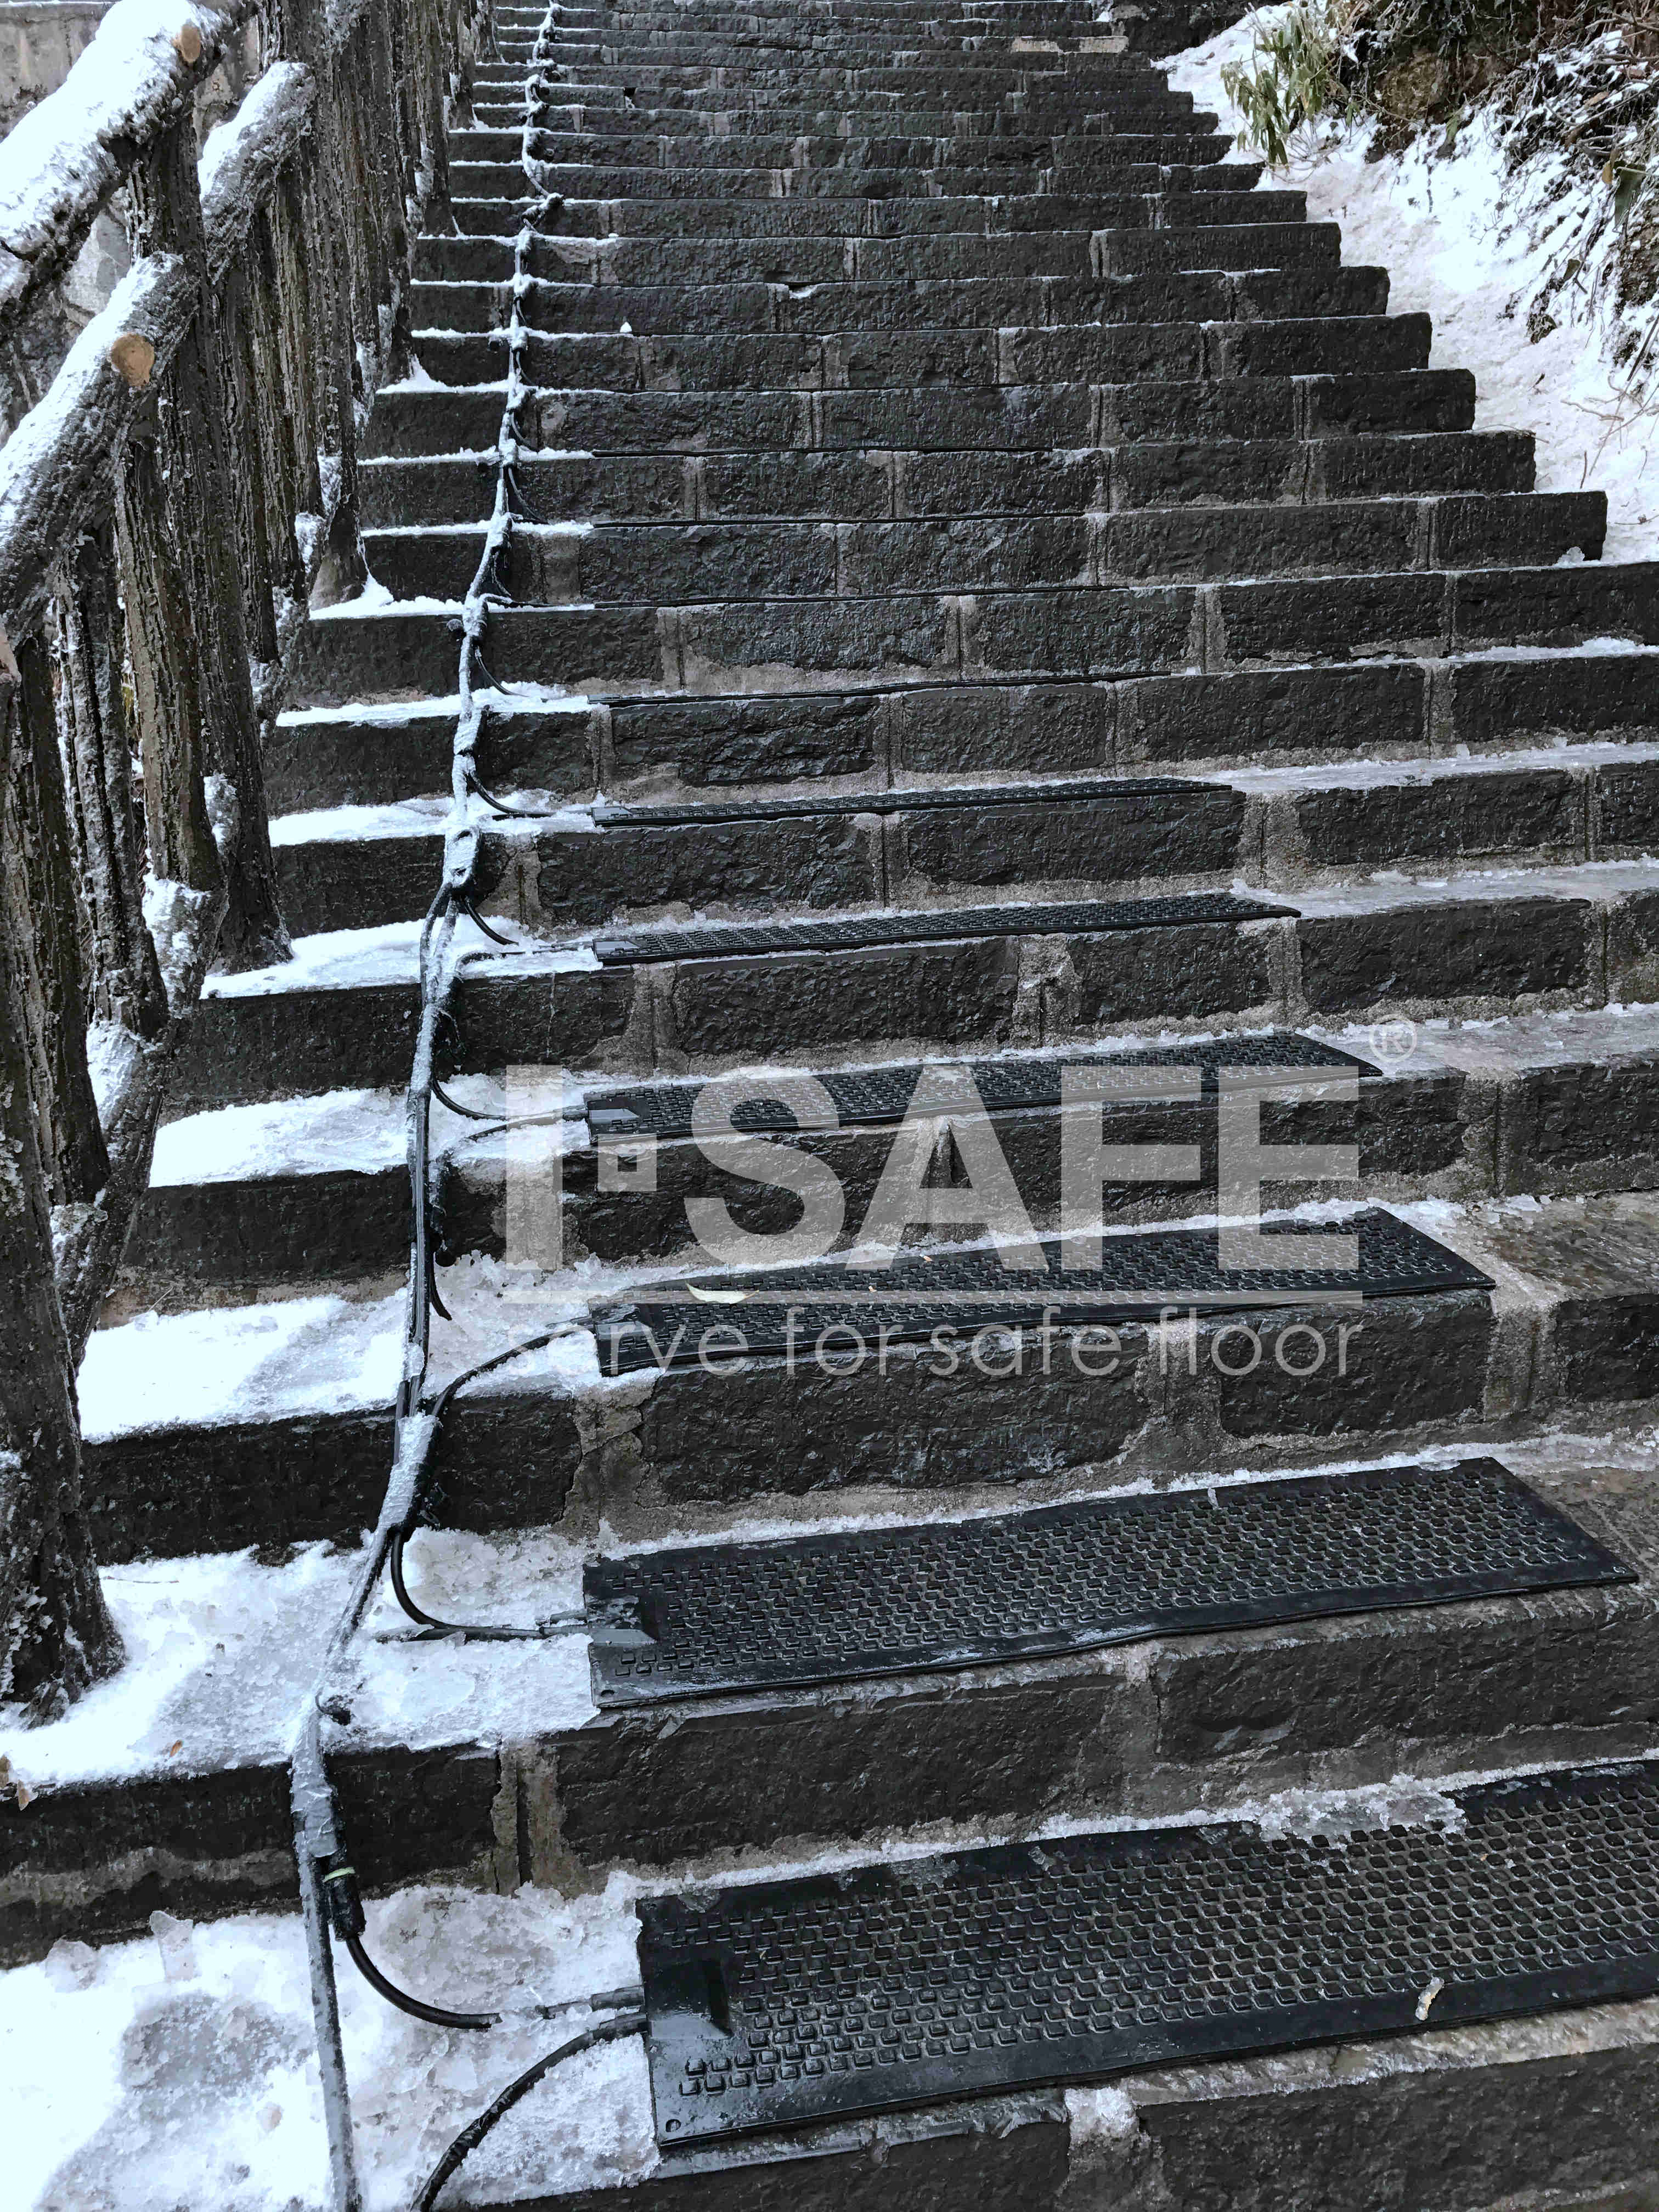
[148, 1090, 408, 1187]
[1169, 12, 1659, 562]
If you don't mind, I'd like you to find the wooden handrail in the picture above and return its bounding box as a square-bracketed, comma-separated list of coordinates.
[0, 0, 493, 1716]
[0, 0, 255, 342]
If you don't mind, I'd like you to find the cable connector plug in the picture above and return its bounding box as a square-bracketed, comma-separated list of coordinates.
[320, 1856, 366, 1943]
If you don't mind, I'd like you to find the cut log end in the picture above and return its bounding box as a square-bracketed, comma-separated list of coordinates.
[108, 332, 156, 389]
[172, 22, 203, 65]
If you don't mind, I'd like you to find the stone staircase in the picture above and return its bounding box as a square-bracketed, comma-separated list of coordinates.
[17, 0, 1659, 2203]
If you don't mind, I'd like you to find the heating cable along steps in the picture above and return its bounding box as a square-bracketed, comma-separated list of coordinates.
[24, 2, 1659, 2205]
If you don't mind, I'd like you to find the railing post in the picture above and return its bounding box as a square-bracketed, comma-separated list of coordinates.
[114, 424, 226, 906]
[125, 114, 291, 971]
[0, 641, 123, 1721]
[53, 527, 171, 1043]
[7, 628, 110, 1205]
[267, 0, 373, 603]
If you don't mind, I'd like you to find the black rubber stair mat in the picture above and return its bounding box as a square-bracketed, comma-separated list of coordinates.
[586, 1030, 1378, 1139]
[598, 776, 1200, 827]
[590, 1207, 1494, 1372]
[592, 891, 1294, 965]
[585, 1458, 1630, 1705]
[639, 1756, 1659, 2148]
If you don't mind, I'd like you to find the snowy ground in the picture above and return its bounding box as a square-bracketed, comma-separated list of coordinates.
[3, 1884, 654, 2212]
[1169, 10, 1659, 563]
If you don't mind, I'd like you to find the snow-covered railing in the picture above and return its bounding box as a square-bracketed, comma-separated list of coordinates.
[0, 0, 492, 1720]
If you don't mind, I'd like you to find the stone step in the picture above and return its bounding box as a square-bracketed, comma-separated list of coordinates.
[0, 1470, 1645, 2076]
[270, 638, 1658, 817]
[516, 17, 1132, 38]
[22, 1833, 1659, 2211]
[500, 40, 1154, 64]
[14, 1458, 1659, 1969]
[166, 862, 1659, 1121]
[75, 1181, 1659, 1559]
[273, 777, 1257, 936]
[544, 3, 1111, 21]
[493, 62, 1158, 91]
[457, 122, 1226, 162]
[267, 735, 1659, 940]
[507, 127, 1237, 167]
[415, 218, 1270, 287]
[129, 1028, 1455, 1288]
[509, 50, 1148, 80]
[473, 77, 1188, 116]
[469, 93, 1203, 128]
[409, 262, 1374, 337]
[138, 989, 1659, 1288]
[440, 178, 1276, 236]
[454, 147, 1255, 192]
[555, 1, 1113, 17]
[472, 80, 1201, 113]
[409, 311, 1428, 393]
[356, 496, 1602, 613]
[290, 554, 1655, 708]
[363, 368, 1480, 460]
[356, 431, 1535, 532]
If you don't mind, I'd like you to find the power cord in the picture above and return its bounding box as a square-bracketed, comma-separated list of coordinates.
[409, 2012, 648, 2212]
[319, 1849, 641, 2034]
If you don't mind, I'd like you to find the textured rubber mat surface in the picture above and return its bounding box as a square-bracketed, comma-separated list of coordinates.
[586, 1459, 1630, 1706]
[592, 890, 1294, 964]
[585, 1030, 1376, 1139]
[640, 1758, 1659, 2148]
[590, 1207, 1493, 1372]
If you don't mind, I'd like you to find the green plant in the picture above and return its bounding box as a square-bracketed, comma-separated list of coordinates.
[1222, 3, 1351, 166]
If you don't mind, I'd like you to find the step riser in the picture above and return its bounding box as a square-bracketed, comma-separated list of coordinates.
[0, 1743, 503, 1970]
[469, 98, 1205, 128]
[364, 373, 1481, 460]
[476, 129, 1234, 164]
[454, 157, 1260, 194]
[417, 224, 1301, 287]
[500, 53, 1159, 75]
[468, 90, 1206, 122]
[291, 785, 1251, 933]
[445, 179, 1260, 233]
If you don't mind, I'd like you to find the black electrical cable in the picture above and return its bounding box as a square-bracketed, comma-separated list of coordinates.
[345, 1927, 500, 2032]
[383, 1328, 583, 1640]
[387, 1530, 584, 1642]
[466, 770, 562, 820]
[409, 2013, 648, 2212]
[331, 1865, 642, 2038]
[463, 899, 516, 946]
[431, 1077, 501, 1122]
